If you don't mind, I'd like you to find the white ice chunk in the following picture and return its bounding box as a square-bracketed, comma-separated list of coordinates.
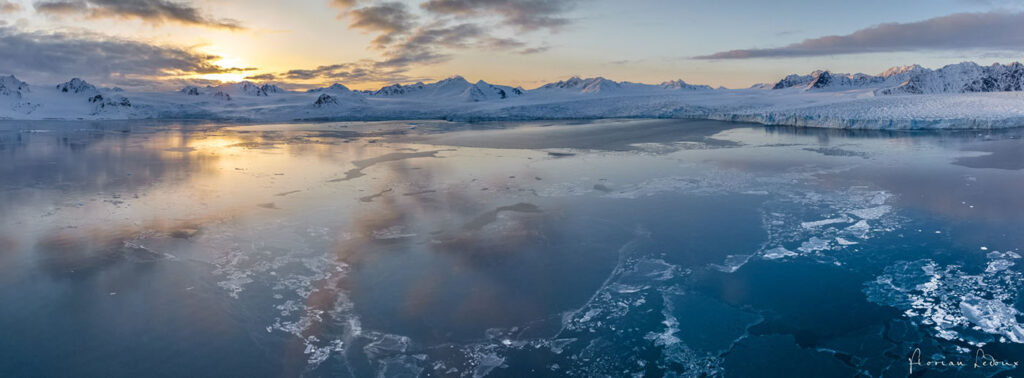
[960, 296, 1024, 344]
[798, 237, 831, 253]
[849, 205, 892, 220]
[763, 247, 798, 260]
[800, 216, 850, 229]
[836, 237, 859, 246]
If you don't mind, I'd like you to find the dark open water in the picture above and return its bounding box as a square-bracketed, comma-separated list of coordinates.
[0, 119, 1021, 377]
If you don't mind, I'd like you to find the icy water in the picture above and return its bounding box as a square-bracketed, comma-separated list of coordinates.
[0, 119, 1022, 377]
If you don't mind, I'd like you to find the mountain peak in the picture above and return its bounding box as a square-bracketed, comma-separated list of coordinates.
[438, 76, 468, 84]
[880, 64, 926, 78]
[215, 81, 277, 96]
[660, 79, 713, 90]
[0, 75, 30, 98]
[540, 76, 620, 92]
[56, 78, 98, 94]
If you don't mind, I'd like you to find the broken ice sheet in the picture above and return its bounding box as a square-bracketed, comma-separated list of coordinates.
[865, 259, 1024, 346]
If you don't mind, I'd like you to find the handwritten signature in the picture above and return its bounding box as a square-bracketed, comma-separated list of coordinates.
[908, 348, 1020, 374]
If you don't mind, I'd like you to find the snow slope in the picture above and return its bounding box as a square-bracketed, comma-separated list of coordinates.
[3, 63, 1024, 129]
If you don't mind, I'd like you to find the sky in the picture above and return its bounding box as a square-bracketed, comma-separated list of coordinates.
[2, 0, 1024, 90]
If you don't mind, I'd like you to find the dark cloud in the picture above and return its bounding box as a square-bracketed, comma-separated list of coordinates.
[485, 36, 526, 50]
[33, 0, 244, 30]
[266, 61, 412, 84]
[345, 2, 415, 47]
[420, 0, 579, 31]
[518, 45, 549, 54]
[0, 0, 22, 13]
[402, 23, 483, 49]
[312, 0, 556, 85]
[244, 73, 278, 81]
[375, 48, 449, 68]
[374, 23, 533, 68]
[0, 27, 254, 86]
[695, 11, 1024, 59]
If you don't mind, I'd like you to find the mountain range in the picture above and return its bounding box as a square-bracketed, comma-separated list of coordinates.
[3, 62, 1024, 129]
[768, 62, 1024, 95]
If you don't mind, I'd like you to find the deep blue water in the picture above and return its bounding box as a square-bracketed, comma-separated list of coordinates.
[0, 119, 1021, 377]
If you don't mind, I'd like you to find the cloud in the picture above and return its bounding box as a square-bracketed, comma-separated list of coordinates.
[330, 0, 358, 8]
[518, 45, 549, 54]
[0, 0, 22, 13]
[344, 1, 415, 47]
[375, 23, 535, 67]
[309, 0, 555, 86]
[33, 0, 244, 30]
[420, 0, 579, 31]
[695, 11, 1024, 59]
[243, 73, 278, 81]
[0, 27, 254, 87]
[257, 61, 412, 85]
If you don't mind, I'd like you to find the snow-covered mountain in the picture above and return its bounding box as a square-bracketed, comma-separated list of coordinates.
[878, 62, 1024, 95]
[879, 64, 928, 79]
[181, 86, 202, 96]
[88, 93, 132, 111]
[179, 81, 284, 98]
[771, 73, 819, 89]
[5, 64, 1024, 129]
[308, 83, 352, 94]
[179, 85, 233, 100]
[364, 76, 523, 102]
[659, 79, 713, 91]
[770, 62, 1024, 95]
[464, 80, 524, 101]
[537, 77, 626, 94]
[535, 76, 712, 95]
[0, 75, 30, 98]
[56, 78, 98, 94]
[213, 81, 282, 97]
[313, 93, 339, 107]
[261, 84, 285, 94]
[772, 69, 913, 91]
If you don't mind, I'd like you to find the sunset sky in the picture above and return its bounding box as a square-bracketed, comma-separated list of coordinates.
[2, 0, 1024, 90]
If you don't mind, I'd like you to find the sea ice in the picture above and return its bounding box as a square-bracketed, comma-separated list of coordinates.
[848, 205, 892, 220]
[763, 247, 798, 260]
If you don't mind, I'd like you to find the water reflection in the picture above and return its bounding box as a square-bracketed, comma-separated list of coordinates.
[1, 119, 1023, 377]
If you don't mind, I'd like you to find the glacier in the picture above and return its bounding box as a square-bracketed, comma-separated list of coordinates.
[4, 62, 1024, 129]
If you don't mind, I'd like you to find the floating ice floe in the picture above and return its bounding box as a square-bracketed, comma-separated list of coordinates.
[848, 205, 892, 220]
[865, 258, 1024, 346]
[762, 247, 797, 260]
[800, 216, 851, 229]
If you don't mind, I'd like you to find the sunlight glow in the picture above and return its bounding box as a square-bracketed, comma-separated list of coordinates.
[196, 55, 252, 83]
